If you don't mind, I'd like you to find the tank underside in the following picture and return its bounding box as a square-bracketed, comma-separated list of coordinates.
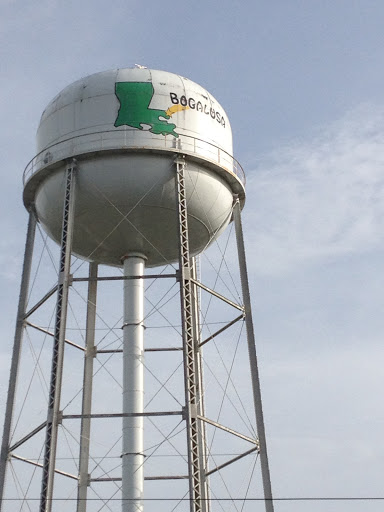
[25, 151, 243, 267]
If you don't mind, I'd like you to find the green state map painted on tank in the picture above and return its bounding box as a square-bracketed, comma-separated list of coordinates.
[114, 82, 179, 137]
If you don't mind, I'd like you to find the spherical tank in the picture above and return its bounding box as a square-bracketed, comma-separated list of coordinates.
[23, 68, 245, 267]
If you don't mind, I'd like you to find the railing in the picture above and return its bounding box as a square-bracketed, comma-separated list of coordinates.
[23, 129, 245, 186]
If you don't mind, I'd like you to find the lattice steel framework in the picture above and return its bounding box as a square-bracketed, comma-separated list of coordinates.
[39, 159, 77, 512]
[0, 155, 274, 512]
[175, 157, 206, 512]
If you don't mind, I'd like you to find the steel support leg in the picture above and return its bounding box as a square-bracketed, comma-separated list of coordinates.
[233, 198, 274, 512]
[77, 262, 98, 512]
[190, 257, 210, 512]
[0, 211, 36, 510]
[40, 160, 77, 512]
[175, 158, 205, 512]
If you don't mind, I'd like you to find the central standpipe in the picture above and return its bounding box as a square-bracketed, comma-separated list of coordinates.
[122, 254, 146, 512]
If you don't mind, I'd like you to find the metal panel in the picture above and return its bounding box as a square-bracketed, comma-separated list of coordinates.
[36, 68, 232, 168]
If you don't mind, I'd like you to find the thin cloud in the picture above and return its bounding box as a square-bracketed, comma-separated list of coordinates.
[244, 103, 384, 275]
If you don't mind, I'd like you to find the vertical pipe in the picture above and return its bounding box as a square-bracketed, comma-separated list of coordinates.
[40, 161, 76, 512]
[77, 262, 98, 512]
[233, 198, 274, 512]
[122, 254, 145, 512]
[0, 211, 36, 510]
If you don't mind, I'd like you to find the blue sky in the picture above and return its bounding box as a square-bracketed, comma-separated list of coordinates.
[1, 1, 384, 510]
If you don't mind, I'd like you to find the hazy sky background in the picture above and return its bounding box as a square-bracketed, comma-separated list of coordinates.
[1, 1, 384, 510]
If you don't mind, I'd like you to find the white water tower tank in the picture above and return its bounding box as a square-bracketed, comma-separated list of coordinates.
[23, 68, 245, 267]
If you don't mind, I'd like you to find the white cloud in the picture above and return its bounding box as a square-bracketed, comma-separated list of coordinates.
[244, 104, 384, 274]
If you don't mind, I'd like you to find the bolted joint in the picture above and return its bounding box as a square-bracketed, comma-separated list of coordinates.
[47, 408, 54, 425]
[58, 271, 65, 285]
[58, 272, 73, 286]
[66, 157, 77, 172]
[120, 452, 147, 458]
[79, 472, 90, 487]
[189, 404, 198, 419]
[176, 267, 191, 281]
[182, 404, 198, 421]
[175, 155, 186, 165]
[121, 322, 146, 330]
[86, 345, 97, 358]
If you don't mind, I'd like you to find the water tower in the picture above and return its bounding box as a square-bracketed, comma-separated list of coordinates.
[0, 68, 274, 512]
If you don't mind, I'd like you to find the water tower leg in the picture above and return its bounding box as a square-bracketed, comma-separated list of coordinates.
[77, 262, 98, 512]
[0, 211, 36, 511]
[40, 161, 77, 512]
[233, 198, 274, 512]
[175, 158, 206, 512]
[190, 257, 210, 512]
[122, 254, 145, 512]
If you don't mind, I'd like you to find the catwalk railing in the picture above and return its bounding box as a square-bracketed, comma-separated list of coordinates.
[23, 130, 245, 186]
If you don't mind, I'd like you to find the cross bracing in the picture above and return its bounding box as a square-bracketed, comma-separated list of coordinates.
[0, 157, 272, 512]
